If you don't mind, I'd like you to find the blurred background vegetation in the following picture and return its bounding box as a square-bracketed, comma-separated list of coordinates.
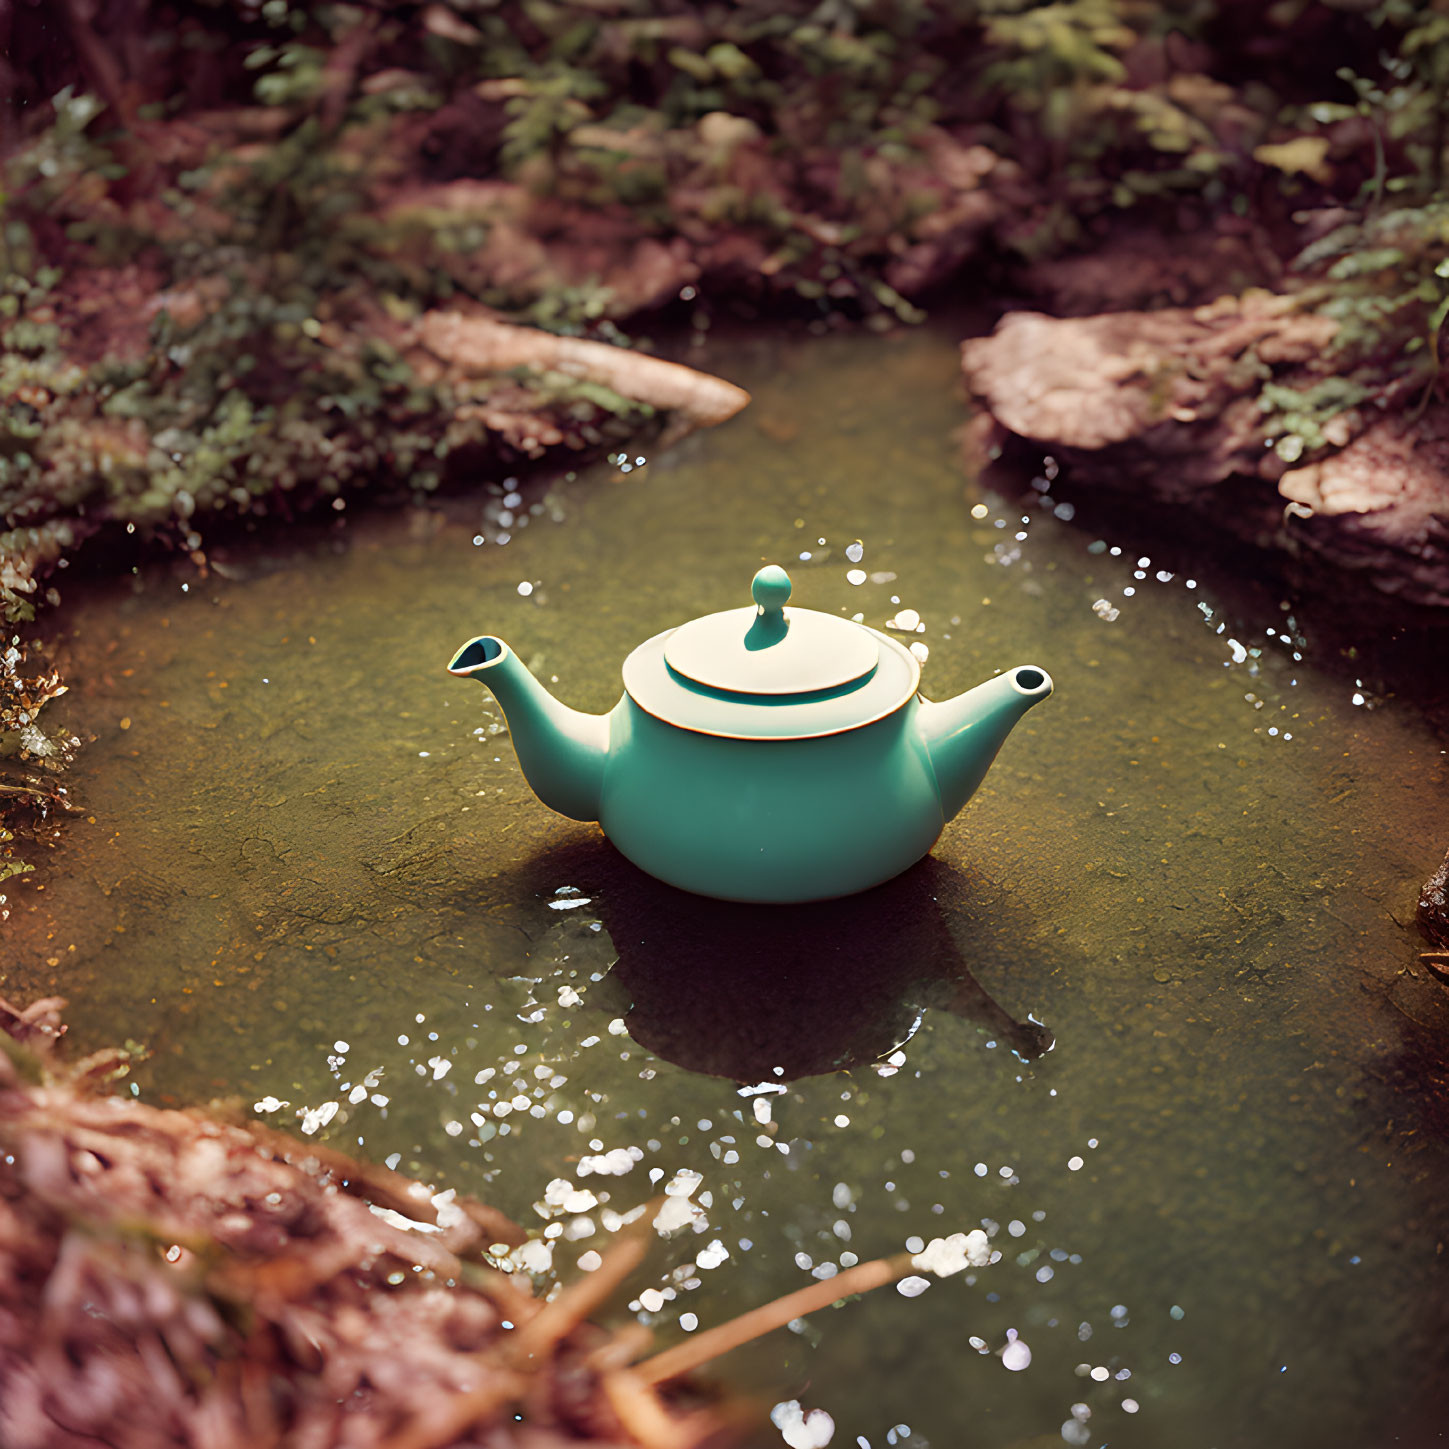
[0, 0, 1447, 779]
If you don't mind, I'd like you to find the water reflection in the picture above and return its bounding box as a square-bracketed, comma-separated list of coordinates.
[504, 838, 1053, 1083]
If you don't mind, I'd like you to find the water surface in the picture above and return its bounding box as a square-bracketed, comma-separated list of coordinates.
[8, 321, 1449, 1449]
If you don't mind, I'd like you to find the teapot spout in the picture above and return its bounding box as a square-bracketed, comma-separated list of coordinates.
[448, 636, 608, 822]
[918, 666, 1053, 822]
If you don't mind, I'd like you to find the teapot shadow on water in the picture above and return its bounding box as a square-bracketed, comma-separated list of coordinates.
[504, 834, 1054, 1084]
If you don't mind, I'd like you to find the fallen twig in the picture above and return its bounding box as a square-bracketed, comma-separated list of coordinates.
[512, 1230, 650, 1366]
[418, 311, 751, 434]
[634, 1226, 992, 1388]
[635, 1251, 912, 1387]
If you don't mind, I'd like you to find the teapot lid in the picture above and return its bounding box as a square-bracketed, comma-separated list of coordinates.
[663, 566, 879, 695]
[621, 565, 921, 741]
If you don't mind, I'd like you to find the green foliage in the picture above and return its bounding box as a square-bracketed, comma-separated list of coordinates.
[1259, 376, 1371, 462]
[977, 0, 1135, 138]
[1361, 0, 1449, 194]
[1241, 4, 1449, 455]
[0, 79, 654, 604]
[522, 281, 623, 336]
[1250, 204, 1449, 461]
[500, 68, 609, 172]
[1299, 202, 1449, 364]
[250, 44, 328, 108]
[7, 88, 122, 187]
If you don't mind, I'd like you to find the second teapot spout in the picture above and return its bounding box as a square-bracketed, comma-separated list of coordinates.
[916, 666, 1053, 821]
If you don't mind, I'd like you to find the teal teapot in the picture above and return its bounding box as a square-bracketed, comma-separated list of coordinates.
[448, 565, 1052, 903]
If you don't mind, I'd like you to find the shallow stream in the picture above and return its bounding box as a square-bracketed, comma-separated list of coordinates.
[8, 320, 1449, 1448]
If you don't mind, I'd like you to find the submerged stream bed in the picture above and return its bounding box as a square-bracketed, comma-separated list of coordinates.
[8, 320, 1449, 1448]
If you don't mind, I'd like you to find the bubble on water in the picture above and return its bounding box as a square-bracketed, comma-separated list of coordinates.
[770, 1400, 835, 1449]
[664, 1169, 702, 1197]
[1001, 1338, 1032, 1371]
[696, 1240, 730, 1270]
[896, 1276, 931, 1298]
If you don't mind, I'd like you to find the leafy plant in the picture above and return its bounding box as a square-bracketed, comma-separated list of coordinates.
[977, 0, 1136, 145]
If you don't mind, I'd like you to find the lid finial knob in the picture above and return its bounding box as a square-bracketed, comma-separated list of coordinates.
[751, 565, 792, 619]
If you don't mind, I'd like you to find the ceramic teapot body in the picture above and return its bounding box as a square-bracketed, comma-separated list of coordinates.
[449, 566, 1052, 903]
[600, 698, 942, 902]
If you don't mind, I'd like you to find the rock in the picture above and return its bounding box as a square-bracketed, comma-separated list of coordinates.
[960, 295, 1449, 605]
[961, 295, 1334, 485]
[1277, 409, 1449, 606]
